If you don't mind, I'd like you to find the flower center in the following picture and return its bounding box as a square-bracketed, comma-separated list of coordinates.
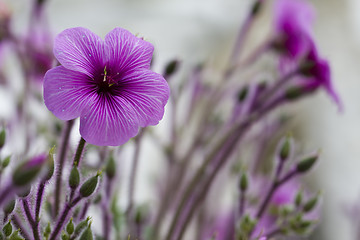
[96, 66, 120, 94]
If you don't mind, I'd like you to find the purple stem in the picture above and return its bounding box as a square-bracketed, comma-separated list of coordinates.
[22, 198, 41, 240]
[12, 214, 32, 240]
[79, 201, 90, 221]
[103, 177, 113, 240]
[256, 167, 298, 219]
[54, 120, 74, 217]
[49, 196, 81, 240]
[35, 182, 45, 221]
[126, 130, 144, 224]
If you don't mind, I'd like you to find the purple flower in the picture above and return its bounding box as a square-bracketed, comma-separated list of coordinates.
[273, 0, 315, 58]
[298, 43, 342, 109]
[43, 27, 170, 146]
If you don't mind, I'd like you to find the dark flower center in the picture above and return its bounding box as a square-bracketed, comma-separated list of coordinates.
[95, 66, 121, 95]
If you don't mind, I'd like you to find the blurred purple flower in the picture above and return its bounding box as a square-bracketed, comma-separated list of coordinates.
[273, 0, 315, 58]
[44, 27, 170, 146]
[298, 43, 342, 109]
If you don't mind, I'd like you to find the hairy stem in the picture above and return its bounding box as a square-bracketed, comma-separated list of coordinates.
[54, 120, 74, 217]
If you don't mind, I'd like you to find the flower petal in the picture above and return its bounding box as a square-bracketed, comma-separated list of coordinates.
[112, 69, 170, 126]
[104, 28, 154, 73]
[54, 27, 105, 77]
[43, 66, 95, 120]
[79, 94, 140, 146]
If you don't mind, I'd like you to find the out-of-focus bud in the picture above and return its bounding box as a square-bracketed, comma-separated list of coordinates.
[294, 190, 303, 207]
[74, 217, 90, 237]
[8, 230, 24, 240]
[105, 156, 116, 179]
[92, 195, 102, 204]
[1, 155, 10, 169]
[12, 155, 47, 186]
[44, 147, 55, 181]
[303, 195, 319, 213]
[239, 172, 248, 192]
[2, 220, 12, 237]
[296, 155, 318, 173]
[16, 186, 31, 198]
[0, 128, 5, 149]
[79, 224, 93, 240]
[163, 59, 180, 79]
[251, 0, 263, 16]
[80, 172, 100, 198]
[66, 218, 74, 235]
[285, 86, 305, 100]
[299, 60, 316, 77]
[61, 232, 70, 240]
[44, 222, 51, 239]
[3, 199, 15, 215]
[237, 85, 249, 102]
[69, 166, 80, 189]
[279, 135, 291, 161]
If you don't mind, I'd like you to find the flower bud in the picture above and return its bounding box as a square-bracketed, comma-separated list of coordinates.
[279, 136, 291, 161]
[294, 190, 303, 207]
[3, 199, 15, 215]
[44, 222, 51, 239]
[303, 195, 318, 213]
[9, 230, 23, 240]
[299, 60, 316, 77]
[1, 155, 10, 169]
[251, 0, 262, 16]
[0, 128, 5, 149]
[44, 147, 55, 181]
[66, 218, 74, 235]
[237, 86, 249, 102]
[74, 217, 90, 237]
[79, 225, 93, 240]
[296, 155, 318, 173]
[285, 87, 304, 100]
[239, 172, 248, 192]
[105, 156, 116, 179]
[12, 155, 47, 186]
[2, 220, 12, 237]
[61, 232, 70, 240]
[80, 173, 100, 198]
[164, 60, 180, 79]
[16, 186, 31, 198]
[69, 166, 80, 189]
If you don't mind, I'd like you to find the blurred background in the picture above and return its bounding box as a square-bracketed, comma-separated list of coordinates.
[1, 0, 359, 239]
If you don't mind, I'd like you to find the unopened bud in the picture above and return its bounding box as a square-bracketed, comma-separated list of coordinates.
[294, 190, 303, 207]
[285, 87, 304, 100]
[44, 147, 55, 181]
[296, 155, 318, 173]
[80, 173, 100, 198]
[69, 166, 80, 189]
[303, 195, 318, 213]
[12, 155, 47, 186]
[299, 60, 316, 77]
[2, 220, 12, 237]
[2, 155, 10, 169]
[164, 60, 180, 79]
[105, 156, 116, 179]
[44, 222, 51, 239]
[251, 0, 262, 16]
[0, 128, 5, 149]
[79, 225, 93, 240]
[279, 136, 291, 161]
[3, 199, 15, 214]
[237, 86, 249, 102]
[9, 230, 23, 240]
[16, 185, 31, 198]
[239, 172, 248, 192]
[74, 217, 90, 237]
[66, 218, 74, 235]
[61, 232, 70, 240]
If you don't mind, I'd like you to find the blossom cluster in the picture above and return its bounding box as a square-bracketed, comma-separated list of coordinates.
[0, 0, 341, 239]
